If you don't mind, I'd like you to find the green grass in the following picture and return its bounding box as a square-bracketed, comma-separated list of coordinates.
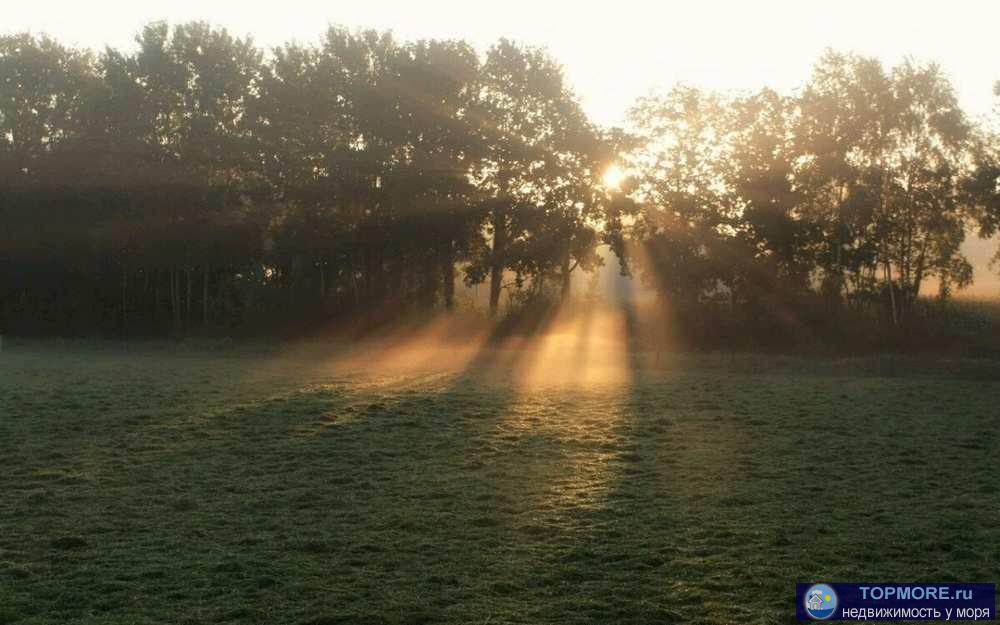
[1, 343, 998, 624]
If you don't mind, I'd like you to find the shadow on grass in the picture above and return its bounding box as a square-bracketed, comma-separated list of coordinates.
[5, 320, 1000, 625]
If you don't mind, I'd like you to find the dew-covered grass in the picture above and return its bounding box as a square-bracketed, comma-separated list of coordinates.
[1, 343, 998, 624]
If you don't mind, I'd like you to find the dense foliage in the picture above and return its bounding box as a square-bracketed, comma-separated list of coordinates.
[1, 25, 998, 343]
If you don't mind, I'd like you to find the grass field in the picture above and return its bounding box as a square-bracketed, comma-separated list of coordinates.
[1, 341, 998, 624]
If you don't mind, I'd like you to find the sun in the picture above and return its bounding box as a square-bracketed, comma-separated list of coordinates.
[602, 165, 625, 190]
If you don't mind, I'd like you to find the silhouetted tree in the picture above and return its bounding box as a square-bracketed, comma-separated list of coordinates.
[1, 25, 997, 349]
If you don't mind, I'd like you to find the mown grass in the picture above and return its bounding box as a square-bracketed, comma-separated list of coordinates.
[0, 343, 998, 624]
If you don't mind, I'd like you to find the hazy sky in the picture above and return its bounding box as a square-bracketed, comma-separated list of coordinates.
[7, 0, 1000, 295]
[7, 0, 999, 127]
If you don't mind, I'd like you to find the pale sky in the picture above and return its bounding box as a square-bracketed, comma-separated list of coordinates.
[6, 0, 1000, 295]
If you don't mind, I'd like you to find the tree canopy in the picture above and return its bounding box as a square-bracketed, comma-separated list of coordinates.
[2, 24, 998, 347]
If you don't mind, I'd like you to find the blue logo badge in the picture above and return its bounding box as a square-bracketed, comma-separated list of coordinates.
[804, 583, 838, 620]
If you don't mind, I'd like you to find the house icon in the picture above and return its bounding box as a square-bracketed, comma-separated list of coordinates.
[807, 590, 824, 611]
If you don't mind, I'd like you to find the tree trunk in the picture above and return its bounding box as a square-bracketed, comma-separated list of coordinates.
[366, 250, 375, 302]
[121, 264, 127, 332]
[203, 263, 210, 326]
[289, 256, 300, 309]
[884, 261, 898, 326]
[170, 266, 181, 336]
[442, 245, 455, 311]
[153, 268, 160, 324]
[319, 263, 326, 300]
[185, 267, 193, 330]
[141, 267, 150, 322]
[216, 275, 228, 326]
[910, 238, 929, 313]
[350, 256, 361, 306]
[489, 206, 507, 317]
[560, 251, 573, 300]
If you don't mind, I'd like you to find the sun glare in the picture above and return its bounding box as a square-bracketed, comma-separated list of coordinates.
[602, 165, 624, 191]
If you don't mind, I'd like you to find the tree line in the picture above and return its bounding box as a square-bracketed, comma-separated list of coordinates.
[2, 23, 999, 345]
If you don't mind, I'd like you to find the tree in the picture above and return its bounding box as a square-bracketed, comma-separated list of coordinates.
[466, 40, 604, 314]
[625, 86, 736, 304]
[3, 24, 997, 347]
[0, 34, 100, 332]
[723, 89, 820, 321]
[796, 52, 973, 322]
[964, 81, 1000, 279]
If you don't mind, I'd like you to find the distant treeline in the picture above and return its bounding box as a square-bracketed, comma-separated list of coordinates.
[1, 23, 999, 345]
